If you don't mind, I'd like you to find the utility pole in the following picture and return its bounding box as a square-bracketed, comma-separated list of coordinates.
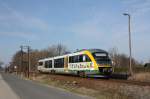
[20, 45, 31, 78]
[20, 46, 23, 75]
[123, 13, 133, 76]
[27, 46, 30, 78]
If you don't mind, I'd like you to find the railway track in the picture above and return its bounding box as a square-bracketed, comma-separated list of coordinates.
[35, 72, 150, 87]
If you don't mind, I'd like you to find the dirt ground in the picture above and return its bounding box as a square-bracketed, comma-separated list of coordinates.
[30, 73, 150, 99]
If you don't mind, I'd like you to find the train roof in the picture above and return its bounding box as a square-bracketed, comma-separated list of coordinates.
[38, 49, 108, 61]
[75, 49, 107, 53]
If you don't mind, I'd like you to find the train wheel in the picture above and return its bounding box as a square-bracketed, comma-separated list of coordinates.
[78, 71, 86, 78]
[51, 70, 55, 74]
[38, 70, 41, 73]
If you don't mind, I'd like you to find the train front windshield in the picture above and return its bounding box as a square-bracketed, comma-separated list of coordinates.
[92, 52, 111, 65]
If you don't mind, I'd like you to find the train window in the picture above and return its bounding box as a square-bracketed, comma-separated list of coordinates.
[79, 55, 83, 62]
[69, 56, 73, 63]
[45, 60, 52, 68]
[69, 56, 72, 63]
[48, 60, 52, 68]
[84, 55, 91, 62]
[69, 56, 78, 63]
[69, 57, 71, 63]
[74, 55, 79, 62]
[86, 55, 91, 62]
[39, 62, 43, 66]
[83, 55, 86, 62]
[54, 58, 64, 68]
[92, 52, 108, 58]
[69, 55, 91, 63]
[45, 61, 48, 68]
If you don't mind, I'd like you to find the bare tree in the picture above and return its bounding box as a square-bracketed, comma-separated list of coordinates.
[109, 47, 140, 68]
[0, 61, 3, 69]
[49, 44, 68, 56]
[109, 47, 119, 67]
[10, 44, 69, 72]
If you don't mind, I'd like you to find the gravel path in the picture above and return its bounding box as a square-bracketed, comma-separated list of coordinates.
[0, 74, 19, 99]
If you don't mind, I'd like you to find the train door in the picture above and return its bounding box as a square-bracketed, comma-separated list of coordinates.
[64, 56, 68, 72]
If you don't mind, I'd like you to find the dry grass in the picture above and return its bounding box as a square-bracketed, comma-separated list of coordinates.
[12, 72, 150, 99]
[128, 72, 150, 82]
[31, 74, 135, 99]
[16, 71, 150, 99]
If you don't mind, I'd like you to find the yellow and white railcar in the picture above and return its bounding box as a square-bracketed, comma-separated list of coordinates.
[37, 49, 113, 77]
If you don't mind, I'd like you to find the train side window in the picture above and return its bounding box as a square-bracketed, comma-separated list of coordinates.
[83, 55, 86, 62]
[69, 57, 71, 63]
[54, 58, 64, 68]
[72, 56, 75, 63]
[45, 60, 52, 68]
[83, 55, 91, 62]
[74, 55, 78, 63]
[45, 61, 49, 68]
[69, 56, 73, 63]
[79, 55, 83, 62]
[86, 55, 91, 62]
[48, 60, 52, 68]
[69, 55, 90, 63]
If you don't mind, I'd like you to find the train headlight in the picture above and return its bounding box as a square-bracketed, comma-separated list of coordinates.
[103, 68, 108, 72]
[109, 68, 113, 72]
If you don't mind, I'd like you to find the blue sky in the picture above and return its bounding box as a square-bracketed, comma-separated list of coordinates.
[0, 0, 150, 64]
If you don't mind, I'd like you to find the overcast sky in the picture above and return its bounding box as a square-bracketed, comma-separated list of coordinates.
[0, 0, 150, 64]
